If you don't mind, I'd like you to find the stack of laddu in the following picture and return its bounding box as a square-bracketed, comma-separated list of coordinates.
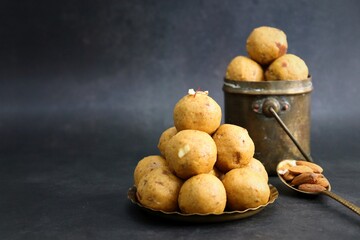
[133, 88, 270, 214]
[226, 26, 309, 82]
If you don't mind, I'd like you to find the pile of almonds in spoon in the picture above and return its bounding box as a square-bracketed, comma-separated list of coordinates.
[278, 160, 330, 192]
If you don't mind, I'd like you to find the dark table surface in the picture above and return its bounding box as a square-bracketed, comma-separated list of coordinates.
[1, 123, 359, 240]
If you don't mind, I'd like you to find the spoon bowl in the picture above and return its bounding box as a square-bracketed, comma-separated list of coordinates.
[276, 159, 331, 194]
[276, 159, 359, 215]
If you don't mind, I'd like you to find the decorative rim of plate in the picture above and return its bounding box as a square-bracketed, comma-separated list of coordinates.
[127, 184, 278, 221]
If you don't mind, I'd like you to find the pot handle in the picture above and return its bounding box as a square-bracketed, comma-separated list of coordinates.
[262, 98, 313, 162]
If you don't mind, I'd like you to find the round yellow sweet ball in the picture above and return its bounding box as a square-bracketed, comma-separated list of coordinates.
[136, 168, 183, 212]
[157, 126, 177, 157]
[241, 158, 268, 182]
[212, 124, 255, 172]
[225, 56, 264, 81]
[133, 155, 169, 187]
[246, 26, 288, 65]
[222, 168, 270, 211]
[165, 130, 217, 180]
[173, 92, 221, 135]
[265, 54, 309, 80]
[178, 174, 227, 214]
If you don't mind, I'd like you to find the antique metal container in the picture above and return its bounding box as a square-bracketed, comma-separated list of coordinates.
[223, 78, 313, 175]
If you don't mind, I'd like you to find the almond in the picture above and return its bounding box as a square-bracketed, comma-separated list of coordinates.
[278, 161, 296, 172]
[316, 173, 325, 178]
[298, 184, 326, 193]
[283, 171, 296, 181]
[290, 172, 317, 186]
[288, 165, 313, 175]
[296, 161, 323, 173]
[316, 177, 330, 188]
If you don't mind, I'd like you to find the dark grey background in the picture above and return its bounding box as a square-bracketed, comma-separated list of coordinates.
[0, 0, 359, 239]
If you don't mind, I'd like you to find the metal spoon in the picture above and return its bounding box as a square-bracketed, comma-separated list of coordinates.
[277, 159, 360, 215]
[267, 107, 360, 215]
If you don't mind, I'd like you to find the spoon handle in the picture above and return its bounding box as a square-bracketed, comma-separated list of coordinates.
[269, 107, 313, 162]
[322, 190, 360, 215]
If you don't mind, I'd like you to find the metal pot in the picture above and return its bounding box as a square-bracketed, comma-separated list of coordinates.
[223, 78, 313, 175]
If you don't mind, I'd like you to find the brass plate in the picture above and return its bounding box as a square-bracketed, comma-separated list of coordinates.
[127, 184, 278, 223]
